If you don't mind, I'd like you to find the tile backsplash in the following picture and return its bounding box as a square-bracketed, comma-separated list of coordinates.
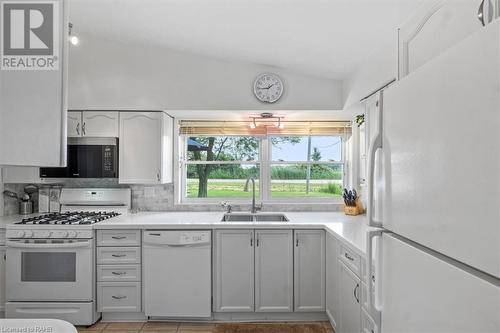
[3, 179, 341, 216]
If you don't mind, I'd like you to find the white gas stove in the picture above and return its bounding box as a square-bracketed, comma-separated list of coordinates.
[5, 188, 131, 326]
[6, 188, 130, 239]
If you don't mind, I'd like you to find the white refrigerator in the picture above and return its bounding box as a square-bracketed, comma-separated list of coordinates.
[365, 20, 500, 333]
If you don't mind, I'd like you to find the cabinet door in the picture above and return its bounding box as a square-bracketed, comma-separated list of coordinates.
[82, 111, 119, 137]
[2, 167, 41, 183]
[255, 230, 293, 312]
[339, 261, 361, 333]
[294, 230, 325, 312]
[67, 111, 82, 137]
[119, 112, 161, 184]
[398, 0, 484, 79]
[0, 0, 68, 167]
[213, 230, 254, 312]
[0, 247, 5, 312]
[326, 234, 339, 329]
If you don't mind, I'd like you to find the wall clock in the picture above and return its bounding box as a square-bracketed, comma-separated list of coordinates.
[253, 73, 284, 103]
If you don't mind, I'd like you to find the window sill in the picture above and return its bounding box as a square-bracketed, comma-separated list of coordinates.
[174, 200, 344, 212]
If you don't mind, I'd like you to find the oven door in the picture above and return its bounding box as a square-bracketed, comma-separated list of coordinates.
[6, 239, 94, 302]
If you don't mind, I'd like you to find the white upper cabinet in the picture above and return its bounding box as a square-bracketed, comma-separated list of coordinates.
[2, 166, 40, 184]
[213, 230, 255, 312]
[254, 230, 293, 313]
[294, 230, 325, 312]
[0, 246, 5, 313]
[68, 111, 119, 137]
[0, 0, 68, 167]
[67, 111, 82, 137]
[82, 111, 119, 137]
[119, 112, 173, 184]
[398, 0, 493, 79]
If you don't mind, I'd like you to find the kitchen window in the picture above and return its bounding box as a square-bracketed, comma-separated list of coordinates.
[269, 136, 343, 199]
[177, 121, 350, 203]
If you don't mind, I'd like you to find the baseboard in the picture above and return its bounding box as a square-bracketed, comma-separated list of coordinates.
[101, 312, 328, 323]
[212, 312, 328, 322]
[102, 312, 148, 322]
[326, 309, 337, 330]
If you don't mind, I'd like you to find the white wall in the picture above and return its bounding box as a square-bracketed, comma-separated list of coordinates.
[342, 36, 398, 108]
[68, 33, 343, 110]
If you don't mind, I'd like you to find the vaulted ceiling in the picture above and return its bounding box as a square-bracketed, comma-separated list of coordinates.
[69, 0, 427, 79]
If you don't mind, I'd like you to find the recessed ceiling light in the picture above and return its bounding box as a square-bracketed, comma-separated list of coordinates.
[68, 23, 79, 46]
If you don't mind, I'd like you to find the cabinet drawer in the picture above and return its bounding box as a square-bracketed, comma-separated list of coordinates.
[340, 245, 361, 276]
[97, 264, 141, 282]
[97, 247, 141, 264]
[97, 282, 141, 313]
[97, 230, 141, 246]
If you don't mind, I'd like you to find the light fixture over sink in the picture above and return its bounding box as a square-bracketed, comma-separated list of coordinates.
[249, 112, 284, 129]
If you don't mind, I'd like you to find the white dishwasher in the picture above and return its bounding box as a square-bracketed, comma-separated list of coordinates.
[144, 230, 211, 318]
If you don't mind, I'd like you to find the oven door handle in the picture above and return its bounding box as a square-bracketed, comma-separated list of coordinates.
[6, 240, 92, 249]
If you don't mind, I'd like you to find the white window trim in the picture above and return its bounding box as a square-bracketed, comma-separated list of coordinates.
[174, 128, 346, 205]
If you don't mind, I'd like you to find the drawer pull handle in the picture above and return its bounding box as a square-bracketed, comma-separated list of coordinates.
[345, 253, 354, 261]
[111, 236, 126, 240]
[111, 271, 126, 275]
[111, 254, 126, 258]
[149, 233, 161, 236]
[111, 295, 127, 300]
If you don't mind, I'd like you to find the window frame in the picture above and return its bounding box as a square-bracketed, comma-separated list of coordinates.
[176, 133, 346, 204]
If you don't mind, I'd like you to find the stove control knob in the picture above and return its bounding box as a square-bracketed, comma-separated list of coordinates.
[24, 230, 34, 238]
[67, 231, 77, 238]
[14, 231, 25, 238]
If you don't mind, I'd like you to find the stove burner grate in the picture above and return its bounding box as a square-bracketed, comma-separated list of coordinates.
[17, 211, 120, 225]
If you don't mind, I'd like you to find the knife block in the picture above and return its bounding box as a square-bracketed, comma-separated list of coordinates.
[344, 197, 364, 216]
[344, 205, 361, 216]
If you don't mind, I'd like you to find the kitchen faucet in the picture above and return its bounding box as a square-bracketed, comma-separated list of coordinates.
[243, 177, 262, 214]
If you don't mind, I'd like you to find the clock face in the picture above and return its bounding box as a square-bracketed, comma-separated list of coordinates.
[253, 73, 284, 103]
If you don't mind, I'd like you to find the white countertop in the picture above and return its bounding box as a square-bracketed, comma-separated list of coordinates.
[95, 211, 373, 256]
[0, 211, 374, 256]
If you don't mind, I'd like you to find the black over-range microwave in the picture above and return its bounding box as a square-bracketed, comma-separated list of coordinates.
[40, 138, 118, 178]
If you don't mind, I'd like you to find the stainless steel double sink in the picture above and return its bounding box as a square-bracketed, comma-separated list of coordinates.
[221, 213, 289, 222]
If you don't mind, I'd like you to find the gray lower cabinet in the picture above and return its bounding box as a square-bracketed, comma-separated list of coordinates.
[96, 230, 142, 313]
[294, 230, 325, 312]
[326, 233, 340, 329]
[97, 282, 141, 313]
[255, 230, 293, 312]
[339, 261, 361, 333]
[213, 229, 294, 313]
[213, 229, 255, 312]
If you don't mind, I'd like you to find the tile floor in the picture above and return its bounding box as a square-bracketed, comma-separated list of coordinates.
[76, 321, 335, 333]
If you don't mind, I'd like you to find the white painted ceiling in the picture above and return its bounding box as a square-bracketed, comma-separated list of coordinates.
[69, 0, 428, 79]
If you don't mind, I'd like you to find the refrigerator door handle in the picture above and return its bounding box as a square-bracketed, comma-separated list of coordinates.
[367, 92, 384, 227]
[367, 230, 383, 323]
